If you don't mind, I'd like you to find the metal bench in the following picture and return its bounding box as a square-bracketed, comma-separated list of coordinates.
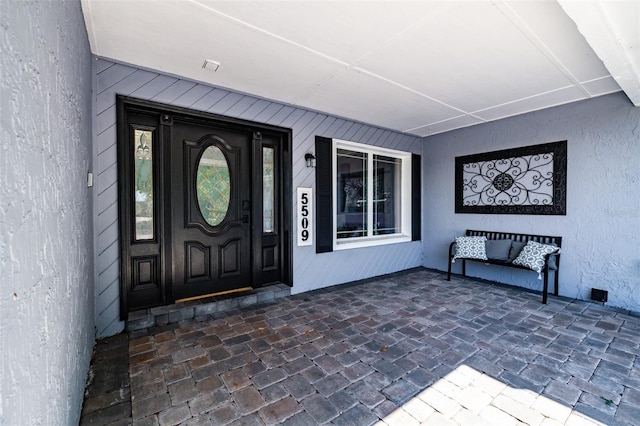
[447, 229, 562, 304]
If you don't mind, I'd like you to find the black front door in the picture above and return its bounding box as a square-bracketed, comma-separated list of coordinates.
[117, 97, 291, 318]
[169, 121, 252, 301]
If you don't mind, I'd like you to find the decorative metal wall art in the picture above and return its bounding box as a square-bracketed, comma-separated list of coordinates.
[455, 141, 567, 215]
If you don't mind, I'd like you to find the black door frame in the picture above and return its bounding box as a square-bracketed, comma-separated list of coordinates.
[116, 96, 292, 319]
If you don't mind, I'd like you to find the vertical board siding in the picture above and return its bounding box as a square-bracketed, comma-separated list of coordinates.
[93, 58, 423, 337]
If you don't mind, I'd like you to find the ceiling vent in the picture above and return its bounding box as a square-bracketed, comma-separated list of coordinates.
[202, 59, 221, 72]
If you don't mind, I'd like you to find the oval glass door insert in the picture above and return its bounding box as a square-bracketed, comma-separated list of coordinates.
[196, 146, 230, 227]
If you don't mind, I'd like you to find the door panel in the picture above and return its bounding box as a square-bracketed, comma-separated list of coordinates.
[170, 121, 252, 301]
[219, 238, 242, 277]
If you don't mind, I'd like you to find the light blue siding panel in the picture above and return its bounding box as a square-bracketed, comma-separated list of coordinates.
[96, 69, 158, 114]
[394, 134, 410, 151]
[96, 294, 119, 330]
[97, 301, 123, 336]
[372, 130, 391, 147]
[239, 99, 272, 121]
[225, 96, 258, 118]
[97, 247, 118, 278]
[96, 63, 137, 93]
[96, 203, 118, 235]
[172, 85, 214, 109]
[152, 80, 196, 104]
[313, 116, 339, 136]
[295, 113, 328, 143]
[208, 92, 245, 115]
[383, 132, 400, 150]
[254, 103, 285, 123]
[297, 117, 337, 153]
[352, 125, 370, 142]
[97, 249, 118, 280]
[319, 117, 344, 137]
[96, 125, 116, 157]
[369, 129, 386, 146]
[342, 123, 363, 140]
[97, 222, 118, 253]
[97, 162, 117, 194]
[333, 121, 356, 139]
[190, 88, 230, 111]
[291, 242, 423, 295]
[96, 145, 116, 176]
[96, 106, 116, 134]
[97, 179, 117, 201]
[291, 111, 319, 132]
[280, 109, 309, 128]
[96, 193, 117, 226]
[96, 274, 119, 302]
[400, 134, 416, 152]
[131, 75, 179, 99]
[360, 128, 378, 146]
[96, 58, 114, 74]
[292, 115, 329, 160]
[269, 105, 297, 125]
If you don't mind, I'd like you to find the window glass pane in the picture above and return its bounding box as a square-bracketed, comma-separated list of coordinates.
[134, 129, 154, 240]
[373, 155, 402, 235]
[336, 149, 367, 239]
[263, 147, 275, 233]
[196, 146, 230, 227]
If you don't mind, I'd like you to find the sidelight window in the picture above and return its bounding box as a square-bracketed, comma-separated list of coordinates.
[134, 129, 154, 240]
[263, 147, 275, 233]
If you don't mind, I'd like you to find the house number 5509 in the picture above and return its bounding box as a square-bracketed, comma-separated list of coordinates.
[297, 188, 313, 246]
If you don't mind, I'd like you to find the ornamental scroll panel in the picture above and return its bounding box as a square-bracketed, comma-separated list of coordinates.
[455, 141, 567, 215]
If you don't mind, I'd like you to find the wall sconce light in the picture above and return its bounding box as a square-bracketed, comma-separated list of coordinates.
[305, 153, 316, 168]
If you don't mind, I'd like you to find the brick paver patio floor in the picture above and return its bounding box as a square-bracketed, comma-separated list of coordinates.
[81, 268, 640, 425]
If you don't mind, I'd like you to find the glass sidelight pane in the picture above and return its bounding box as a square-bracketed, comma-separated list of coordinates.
[263, 147, 275, 233]
[134, 129, 154, 240]
[336, 149, 367, 239]
[196, 146, 230, 227]
[373, 155, 401, 235]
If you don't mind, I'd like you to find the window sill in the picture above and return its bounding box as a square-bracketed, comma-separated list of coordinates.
[334, 234, 411, 251]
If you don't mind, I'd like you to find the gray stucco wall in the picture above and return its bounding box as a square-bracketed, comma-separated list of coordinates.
[0, 1, 95, 424]
[93, 59, 423, 337]
[423, 92, 640, 312]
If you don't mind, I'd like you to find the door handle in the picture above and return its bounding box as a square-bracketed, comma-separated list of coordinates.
[242, 214, 250, 223]
[242, 200, 250, 211]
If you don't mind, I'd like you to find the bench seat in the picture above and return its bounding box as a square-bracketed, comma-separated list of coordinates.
[447, 229, 562, 304]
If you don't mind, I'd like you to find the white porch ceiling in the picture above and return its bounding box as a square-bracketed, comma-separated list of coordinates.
[81, 0, 639, 137]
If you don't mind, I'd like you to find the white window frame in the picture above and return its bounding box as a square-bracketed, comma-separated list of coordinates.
[332, 139, 412, 250]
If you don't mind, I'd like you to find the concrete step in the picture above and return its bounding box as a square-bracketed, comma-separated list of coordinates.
[126, 284, 291, 332]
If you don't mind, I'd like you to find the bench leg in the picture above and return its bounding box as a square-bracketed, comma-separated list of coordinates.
[447, 258, 452, 281]
[542, 271, 549, 304]
[554, 270, 559, 296]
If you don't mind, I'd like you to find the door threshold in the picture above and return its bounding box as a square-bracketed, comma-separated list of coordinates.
[175, 287, 253, 304]
[126, 283, 291, 332]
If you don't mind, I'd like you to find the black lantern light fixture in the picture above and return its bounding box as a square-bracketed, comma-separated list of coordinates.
[305, 152, 316, 168]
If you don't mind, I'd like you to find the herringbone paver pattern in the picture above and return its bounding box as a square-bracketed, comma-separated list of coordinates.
[81, 269, 640, 425]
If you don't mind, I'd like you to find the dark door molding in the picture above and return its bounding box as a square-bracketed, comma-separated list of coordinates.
[117, 96, 292, 319]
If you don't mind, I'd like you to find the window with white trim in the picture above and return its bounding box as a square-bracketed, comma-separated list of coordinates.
[333, 140, 413, 249]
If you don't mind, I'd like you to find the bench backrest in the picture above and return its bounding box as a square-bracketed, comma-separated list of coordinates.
[465, 229, 562, 248]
